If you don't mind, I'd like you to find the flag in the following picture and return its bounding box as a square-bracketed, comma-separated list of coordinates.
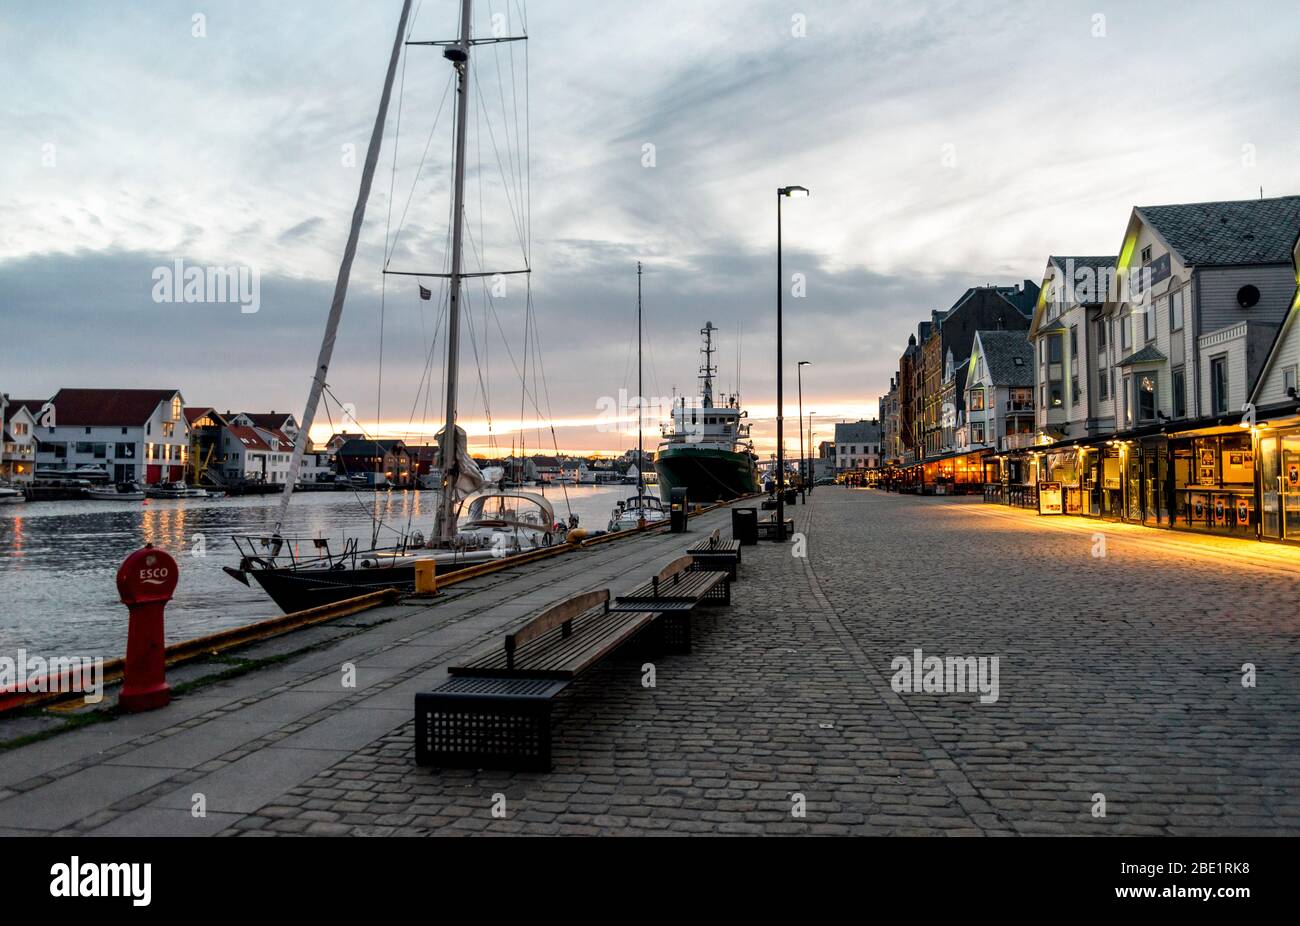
[418, 284, 432, 301]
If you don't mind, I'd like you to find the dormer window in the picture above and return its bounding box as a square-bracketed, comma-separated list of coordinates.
[1140, 245, 1152, 264]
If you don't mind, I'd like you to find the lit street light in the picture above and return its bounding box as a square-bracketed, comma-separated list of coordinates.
[776, 185, 809, 541]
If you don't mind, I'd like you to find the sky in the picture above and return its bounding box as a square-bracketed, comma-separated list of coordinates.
[2, 0, 1299, 456]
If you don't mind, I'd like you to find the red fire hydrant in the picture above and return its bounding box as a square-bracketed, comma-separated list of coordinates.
[115, 544, 178, 712]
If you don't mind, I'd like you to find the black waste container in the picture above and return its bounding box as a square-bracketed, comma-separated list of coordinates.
[731, 506, 758, 545]
[784, 487, 797, 505]
[669, 487, 689, 533]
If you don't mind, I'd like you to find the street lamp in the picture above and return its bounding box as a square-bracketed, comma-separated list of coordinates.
[776, 185, 809, 541]
[807, 410, 816, 492]
[797, 361, 810, 501]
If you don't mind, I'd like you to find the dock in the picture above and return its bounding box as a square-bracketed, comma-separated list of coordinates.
[1, 489, 1298, 836]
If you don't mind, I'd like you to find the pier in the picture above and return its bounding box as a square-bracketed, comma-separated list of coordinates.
[1, 489, 1297, 836]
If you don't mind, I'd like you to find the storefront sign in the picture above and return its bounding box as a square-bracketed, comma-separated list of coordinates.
[1038, 481, 1063, 515]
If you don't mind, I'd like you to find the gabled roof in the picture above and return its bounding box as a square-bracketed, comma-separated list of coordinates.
[1117, 345, 1168, 366]
[184, 406, 218, 426]
[239, 412, 296, 430]
[1049, 255, 1117, 277]
[335, 438, 406, 456]
[973, 330, 1034, 387]
[1136, 195, 1300, 266]
[3, 400, 43, 425]
[834, 420, 881, 444]
[47, 389, 181, 427]
[226, 424, 272, 452]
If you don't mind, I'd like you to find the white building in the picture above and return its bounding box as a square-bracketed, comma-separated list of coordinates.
[1099, 197, 1300, 430]
[34, 388, 189, 485]
[1, 395, 38, 485]
[833, 419, 882, 471]
[963, 330, 1035, 452]
[1028, 256, 1117, 441]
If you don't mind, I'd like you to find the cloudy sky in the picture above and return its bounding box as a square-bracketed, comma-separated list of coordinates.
[2, 0, 1299, 455]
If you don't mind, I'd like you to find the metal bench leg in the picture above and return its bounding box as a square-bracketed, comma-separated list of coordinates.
[415, 692, 554, 772]
[657, 611, 692, 654]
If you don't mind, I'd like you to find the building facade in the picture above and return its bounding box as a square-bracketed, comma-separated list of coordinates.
[33, 388, 189, 485]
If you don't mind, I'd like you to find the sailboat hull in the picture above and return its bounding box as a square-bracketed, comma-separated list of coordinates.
[243, 557, 484, 614]
[654, 445, 758, 504]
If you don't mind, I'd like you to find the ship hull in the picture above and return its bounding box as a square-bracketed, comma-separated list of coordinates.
[654, 445, 758, 504]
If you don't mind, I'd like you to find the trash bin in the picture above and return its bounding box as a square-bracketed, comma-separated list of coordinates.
[669, 487, 689, 533]
[784, 487, 797, 505]
[731, 506, 758, 545]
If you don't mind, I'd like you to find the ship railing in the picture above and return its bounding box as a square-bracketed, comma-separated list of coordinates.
[230, 533, 363, 570]
[232, 529, 431, 569]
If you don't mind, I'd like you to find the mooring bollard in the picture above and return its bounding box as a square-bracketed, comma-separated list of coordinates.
[115, 543, 178, 712]
[413, 559, 437, 597]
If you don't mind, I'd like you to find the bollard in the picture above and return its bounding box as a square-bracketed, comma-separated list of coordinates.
[115, 544, 178, 712]
[413, 559, 437, 597]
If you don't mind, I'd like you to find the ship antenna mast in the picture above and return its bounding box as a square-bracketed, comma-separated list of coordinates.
[700, 321, 717, 409]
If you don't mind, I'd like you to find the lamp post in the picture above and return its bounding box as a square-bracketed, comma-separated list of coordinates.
[807, 410, 816, 492]
[797, 361, 810, 502]
[776, 185, 809, 541]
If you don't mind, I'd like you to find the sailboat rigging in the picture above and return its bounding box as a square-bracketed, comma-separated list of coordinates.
[608, 262, 669, 532]
[226, 0, 569, 614]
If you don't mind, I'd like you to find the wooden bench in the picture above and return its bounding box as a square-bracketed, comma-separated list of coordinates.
[414, 589, 657, 771]
[687, 528, 741, 580]
[756, 516, 794, 540]
[610, 555, 730, 654]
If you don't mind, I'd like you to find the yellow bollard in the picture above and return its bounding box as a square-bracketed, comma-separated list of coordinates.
[413, 559, 437, 597]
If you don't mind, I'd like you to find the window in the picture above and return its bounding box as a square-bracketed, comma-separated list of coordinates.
[972, 422, 985, 444]
[1143, 302, 1156, 342]
[1284, 366, 1298, 396]
[1172, 366, 1186, 418]
[1050, 380, 1063, 408]
[1170, 288, 1184, 331]
[969, 389, 984, 411]
[1121, 313, 1132, 349]
[1141, 244, 1152, 264]
[1071, 374, 1080, 405]
[1211, 356, 1229, 415]
[1096, 318, 1108, 351]
[170, 397, 182, 420]
[1137, 373, 1158, 423]
[1121, 374, 1132, 427]
[1069, 325, 1078, 359]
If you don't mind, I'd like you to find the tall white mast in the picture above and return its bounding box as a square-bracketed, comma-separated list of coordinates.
[637, 262, 644, 498]
[437, 0, 473, 543]
[274, 0, 414, 536]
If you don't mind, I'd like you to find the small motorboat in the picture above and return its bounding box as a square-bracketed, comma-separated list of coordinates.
[85, 482, 146, 501]
[144, 481, 207, 499]
[0, 482, 25, 505]
[607, 493, 670, 532]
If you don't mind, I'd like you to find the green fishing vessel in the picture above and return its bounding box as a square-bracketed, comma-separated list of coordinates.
[655, 322, 759, 503]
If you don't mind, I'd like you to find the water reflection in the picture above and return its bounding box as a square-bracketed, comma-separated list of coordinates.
[0, 486, 626, 657]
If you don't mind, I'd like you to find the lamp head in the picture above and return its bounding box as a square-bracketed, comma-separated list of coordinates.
[779, 185, 810, 198]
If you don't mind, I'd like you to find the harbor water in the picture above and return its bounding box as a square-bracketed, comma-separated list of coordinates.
[0, 485, 633, 658]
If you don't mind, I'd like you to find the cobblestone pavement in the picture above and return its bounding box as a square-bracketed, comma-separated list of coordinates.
[223, 489, 1300, 836]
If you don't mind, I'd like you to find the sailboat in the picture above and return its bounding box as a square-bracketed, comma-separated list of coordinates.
[608, 262, 669, 532]
[226, 0, 568, 614]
